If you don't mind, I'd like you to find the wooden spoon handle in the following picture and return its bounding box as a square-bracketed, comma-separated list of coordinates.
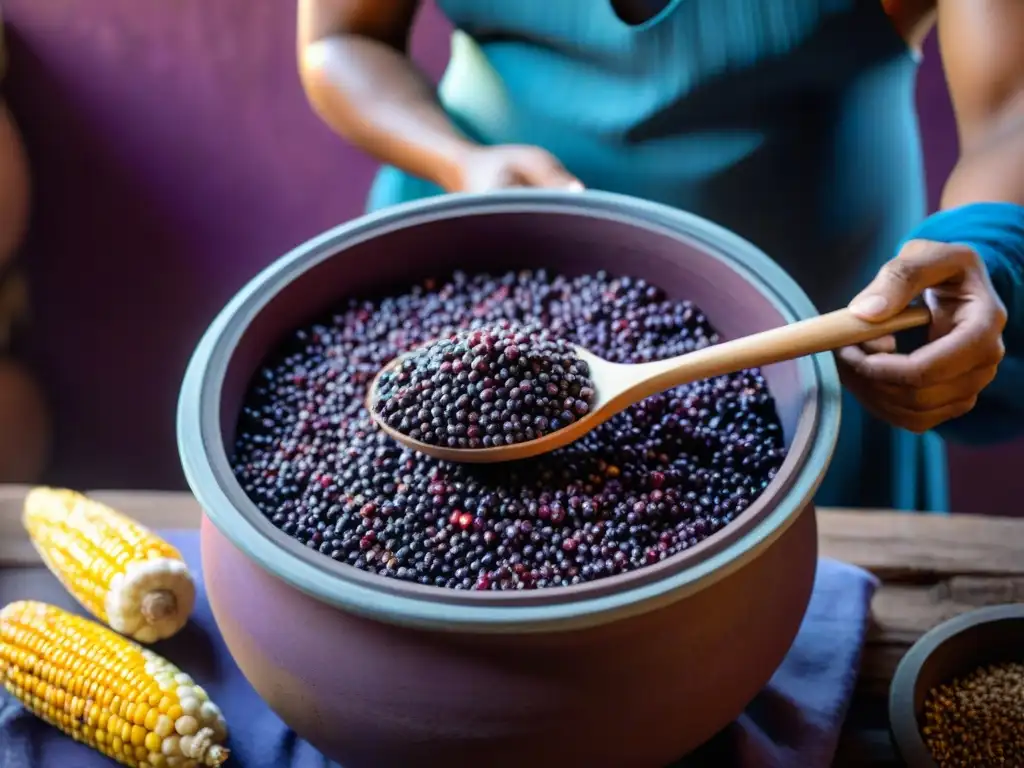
[627, 306, 931, 397]
[712, 305, 932, 368]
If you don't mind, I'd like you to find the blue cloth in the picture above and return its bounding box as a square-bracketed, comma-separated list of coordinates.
[0, 531, 879, 768]
[367, 0, 951, 510]
[899, 202, 1024, 447]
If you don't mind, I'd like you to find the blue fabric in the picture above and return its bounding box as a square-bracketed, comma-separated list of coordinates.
[366, 0, 957, 510]
[897, 202, 1024, 445]
[0, 531, 878, 768]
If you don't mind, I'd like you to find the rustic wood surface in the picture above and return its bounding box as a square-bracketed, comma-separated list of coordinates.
[2, 485, 1023, 766]
[823, 508, 1024, 766]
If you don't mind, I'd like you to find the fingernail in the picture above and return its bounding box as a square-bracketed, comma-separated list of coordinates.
[566, 180, 585, 192]
[850, 294, 888, 318]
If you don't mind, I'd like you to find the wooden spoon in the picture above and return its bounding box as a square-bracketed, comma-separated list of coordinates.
[369, 306, 930, 464]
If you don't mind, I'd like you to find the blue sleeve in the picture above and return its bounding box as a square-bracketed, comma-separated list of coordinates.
[899, 202, 1024, 445]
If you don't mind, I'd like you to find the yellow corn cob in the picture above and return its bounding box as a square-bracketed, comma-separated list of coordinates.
[22, 487, 195, 643]
[0, 601, 229, 767]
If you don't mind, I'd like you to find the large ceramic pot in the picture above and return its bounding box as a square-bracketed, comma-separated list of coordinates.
[178, 191, 841, 768]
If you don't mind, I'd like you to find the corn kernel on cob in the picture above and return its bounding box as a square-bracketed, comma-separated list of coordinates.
[0, 600, 229, 767]
[23, 487, 196, 643]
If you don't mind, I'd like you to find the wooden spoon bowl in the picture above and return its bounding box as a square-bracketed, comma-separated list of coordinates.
[369, 306, 930, 463]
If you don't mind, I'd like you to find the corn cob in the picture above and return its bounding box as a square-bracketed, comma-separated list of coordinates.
[22, 487, 195, 643]
[0, 600, 229, 767]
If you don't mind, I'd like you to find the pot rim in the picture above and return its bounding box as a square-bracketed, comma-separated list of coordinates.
[177, 189, 841, 633]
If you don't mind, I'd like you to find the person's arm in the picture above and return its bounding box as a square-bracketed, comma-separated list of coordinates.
[297, 0, 475, 191]
[927, 0, 1024, 443]
[842, 0, 1024, 443]
[297, 0, 582, 194]
[938, 2, 1024, 210]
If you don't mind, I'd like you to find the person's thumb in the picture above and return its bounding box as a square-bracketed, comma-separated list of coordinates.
[518, 152, 584, 191]
[848, 240, 962, 321]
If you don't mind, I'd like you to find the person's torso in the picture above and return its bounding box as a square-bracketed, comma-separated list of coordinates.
[369, 0, 942, 510]
[431, 0, 925, 313]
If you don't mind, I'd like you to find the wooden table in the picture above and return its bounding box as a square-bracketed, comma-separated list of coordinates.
[2, 487, 1023, 766]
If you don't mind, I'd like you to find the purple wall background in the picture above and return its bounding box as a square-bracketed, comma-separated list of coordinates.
[2, 1, 1019, 513]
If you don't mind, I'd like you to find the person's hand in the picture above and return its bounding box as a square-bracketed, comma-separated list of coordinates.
[454, 145, 584, 193]
[838, 239, 1008, 433]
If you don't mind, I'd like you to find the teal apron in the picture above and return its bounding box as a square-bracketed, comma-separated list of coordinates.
[368, 0, 947, 511]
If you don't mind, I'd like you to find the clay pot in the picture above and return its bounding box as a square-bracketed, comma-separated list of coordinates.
[178, 191, 841, 768]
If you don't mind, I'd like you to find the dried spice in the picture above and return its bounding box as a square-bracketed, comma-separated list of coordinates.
[922, 660, 1024, 767]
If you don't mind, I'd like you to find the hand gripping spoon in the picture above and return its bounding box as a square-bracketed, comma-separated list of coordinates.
[369, 306, 930, 464]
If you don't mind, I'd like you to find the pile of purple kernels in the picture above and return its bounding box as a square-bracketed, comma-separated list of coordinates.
[232, 270, 787, 591]
[372, 322, 595, 448]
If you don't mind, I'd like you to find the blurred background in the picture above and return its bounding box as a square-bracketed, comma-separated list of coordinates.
[2, 0, 1018, 513]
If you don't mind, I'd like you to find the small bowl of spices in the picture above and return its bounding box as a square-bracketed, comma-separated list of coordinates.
[889, 603, 1024, 767]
